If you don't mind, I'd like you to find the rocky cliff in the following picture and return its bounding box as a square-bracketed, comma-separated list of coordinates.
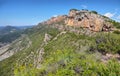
[65, 9, 113, 31]
[43, 9, 113, 32]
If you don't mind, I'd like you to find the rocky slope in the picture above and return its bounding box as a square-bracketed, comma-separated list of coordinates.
[0, 34, 31, 61]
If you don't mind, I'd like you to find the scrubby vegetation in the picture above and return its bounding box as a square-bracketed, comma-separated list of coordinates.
[94, 33, 120, 54]
[0, 25, 60, 76]
[0, 21, 120, 76]
[13, 49, 120, 76]
[1, 23, 120, 76]
[91, 11, 98, 14]
[109, 20, 120, 29]
[113, 30, 120, 34]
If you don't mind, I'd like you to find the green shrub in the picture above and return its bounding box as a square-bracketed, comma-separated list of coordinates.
[109, 20, 120, 29]
[91, 11, 98, 14]
[14, 64, 40, 76]
[70, 9, 78, 11]
[95, 33, 120, 54]
[113, 30, 120, 34]
[38, 49, 120, 76]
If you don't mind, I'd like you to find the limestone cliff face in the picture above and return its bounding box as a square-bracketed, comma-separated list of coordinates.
[65, 9, 112, 31]
[43, 9, 112, 32]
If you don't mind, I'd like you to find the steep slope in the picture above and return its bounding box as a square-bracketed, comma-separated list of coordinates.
[0, 9, 120, 76]
[0, 24, 60, 76]
[0, 34, 32, 61]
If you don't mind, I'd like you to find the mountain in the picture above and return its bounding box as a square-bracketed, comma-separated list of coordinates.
[0, 26, 20, 34]
[0, 9, 120, 76]
[16, 25, 33, 30]
[0, 26, 22, 44]
[0, 25, 34, 44]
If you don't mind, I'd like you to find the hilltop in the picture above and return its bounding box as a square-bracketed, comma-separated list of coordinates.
[43, 9, 119, 32]
[0, 9, 120, 76]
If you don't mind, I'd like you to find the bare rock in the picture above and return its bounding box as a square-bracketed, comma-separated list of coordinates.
[44, 33, 52, 44]
[65, 9, 113, 32]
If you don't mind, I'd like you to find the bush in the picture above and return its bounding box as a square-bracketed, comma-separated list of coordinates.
[38, 49, 120, 76]
[91, 11, 98, 14]
[95, 33, 120, 54]
[113, 30, 120, 34]
[109, 20, 120, 29]
[70, 9, 78, 11]
[14, 64, 40, 76]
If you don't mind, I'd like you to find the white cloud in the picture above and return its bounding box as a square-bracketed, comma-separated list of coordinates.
[115, 15, 120, 22]
[104, 12, 115, 18]
[53, 15, 58, 17]
[81, 5, 87, 9]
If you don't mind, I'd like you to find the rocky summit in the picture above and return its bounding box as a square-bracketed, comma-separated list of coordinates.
[43, 9, 113, 32]
[65, 9, 113, 31]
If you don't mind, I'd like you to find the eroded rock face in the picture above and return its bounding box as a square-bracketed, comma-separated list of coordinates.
[65, 9, 112, 32]
[44, 33, 52, 44]
[42, 9, 112, 32]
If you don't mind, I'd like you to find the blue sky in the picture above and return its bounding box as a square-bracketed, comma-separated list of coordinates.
[0, 0, 120, 26]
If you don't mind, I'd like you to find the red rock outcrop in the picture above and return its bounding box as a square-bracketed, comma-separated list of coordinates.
[43, 9, 113, 32]
[65, 9, 112, 32]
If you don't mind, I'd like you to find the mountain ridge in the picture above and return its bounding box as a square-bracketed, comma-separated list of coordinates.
[0, 9, 120, 76]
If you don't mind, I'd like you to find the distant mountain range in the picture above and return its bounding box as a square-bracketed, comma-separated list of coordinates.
[0, 25, 33, 43]
[0, 25, 33, 30]
[0, 26, 20, 34]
